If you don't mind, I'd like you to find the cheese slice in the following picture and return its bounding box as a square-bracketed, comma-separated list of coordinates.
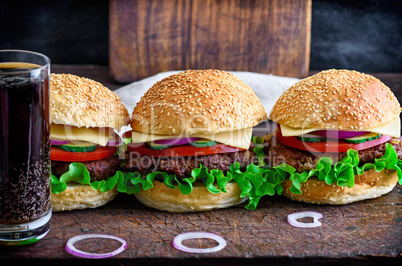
[280, 117, 401, 138]
[50, 124, 112, 146]
[131, 127, 253, 149]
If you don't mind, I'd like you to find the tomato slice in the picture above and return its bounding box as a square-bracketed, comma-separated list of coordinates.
[127, 143, 245, 157]
[50, 145, 117, 162]
[276, 126, 391, 153]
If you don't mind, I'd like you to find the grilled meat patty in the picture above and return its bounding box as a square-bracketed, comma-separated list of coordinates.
[121, 148, 258, 179]
[51, 155, 121, 182]
[263, 133, 402, 172]
[121, 133, 402, 179]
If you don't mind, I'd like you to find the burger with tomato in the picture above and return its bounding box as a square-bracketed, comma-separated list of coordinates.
[50, 74, 130, 211]
[119, 69, 270, 212]
[267, 69, 402, 204]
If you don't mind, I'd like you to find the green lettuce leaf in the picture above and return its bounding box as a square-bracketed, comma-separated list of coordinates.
[192, 165, 220, 194]
[119, 161, 283, 210]
[252, 136, 266, 166]
[52, 143, 402, 210]
[51, 162, 124, 194]
[50, 175, 67, 194]
[268, 142, 402, 195]
[118, 143, 402, 210]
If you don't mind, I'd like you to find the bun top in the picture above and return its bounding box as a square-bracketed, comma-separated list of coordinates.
[50, 74, 129, 130]
[131, 69, 267, 134]
[270, 69, 400, 130]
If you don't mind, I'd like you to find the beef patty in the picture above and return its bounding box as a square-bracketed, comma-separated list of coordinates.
[121, 147, 259, 179]
[120, 133, 402, 179]
[51, 155, 121, 182]
[263, 133, 402, 172]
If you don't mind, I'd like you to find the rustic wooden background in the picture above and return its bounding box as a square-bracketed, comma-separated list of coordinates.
[1, 0, 400, 75]
[109, 0, 312, 82]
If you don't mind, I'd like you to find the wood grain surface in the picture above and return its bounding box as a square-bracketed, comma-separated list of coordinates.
[1, 66, 401, 265]
[1, 190, 400, 265]
[109, 0, 312, 83]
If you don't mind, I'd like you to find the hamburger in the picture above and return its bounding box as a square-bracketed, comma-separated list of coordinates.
[50, 74, 130, 211]
[267, 69, 402, 204]
[119, 69, 269, 212]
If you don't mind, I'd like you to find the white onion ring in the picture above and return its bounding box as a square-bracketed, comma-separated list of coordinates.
[287, 211, 323, 228]
[65, 234, 127, 259]
[173, 232, 226, 253]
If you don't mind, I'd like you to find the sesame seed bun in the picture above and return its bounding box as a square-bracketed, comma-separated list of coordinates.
[269, 69, 400, 130]
[268, 69, 401, 205]
[126, 69, 266, 212]
[281, 168, 398, 205]
[50, 73, 130, 131]
[131, 69, 268, 134]
[134, 180, 247, 212]
[51, 183, 119, 212]
[50, 73, 129, 211]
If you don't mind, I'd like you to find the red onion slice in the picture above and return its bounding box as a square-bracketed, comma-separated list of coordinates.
[51, 139, 71, 145]
[154, 137, 199, 146]
[173, 232, 226, 253]
[65, 234, 127, 259]
[106, 132, 123, 146]
[287, 211, 323, 228]
[313, 130, 369, 139]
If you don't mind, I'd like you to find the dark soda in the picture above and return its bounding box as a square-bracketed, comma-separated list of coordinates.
[0, 62, 51, 224]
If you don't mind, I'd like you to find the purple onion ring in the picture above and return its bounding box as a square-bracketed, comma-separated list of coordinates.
[65, 234, 127, 259]
[312, 130, 369, 139]
[173, 231, 226, 253]
[154, 137, 199, 146]
[287, 211, 323, 228]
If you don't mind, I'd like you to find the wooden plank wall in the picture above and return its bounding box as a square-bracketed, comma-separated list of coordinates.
[110, 0, 311, 83]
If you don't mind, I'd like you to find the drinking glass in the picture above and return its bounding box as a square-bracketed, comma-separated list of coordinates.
[0, 50, 51, 246]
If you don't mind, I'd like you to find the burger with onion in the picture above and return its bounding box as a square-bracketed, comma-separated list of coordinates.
[50, 74, 130, 211]
[119, 69, 271, 212]
[266, 69, 402, 204]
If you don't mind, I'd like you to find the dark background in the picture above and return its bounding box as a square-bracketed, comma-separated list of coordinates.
[0, 0, 401, 73]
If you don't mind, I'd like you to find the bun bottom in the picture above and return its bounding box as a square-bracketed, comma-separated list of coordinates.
[282, 169, 398, 205]
[134, 181, 247, 212]
[51, 183, 118, 211]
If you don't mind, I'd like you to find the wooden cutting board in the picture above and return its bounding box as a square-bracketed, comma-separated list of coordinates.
[110, 0, 311, 83]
